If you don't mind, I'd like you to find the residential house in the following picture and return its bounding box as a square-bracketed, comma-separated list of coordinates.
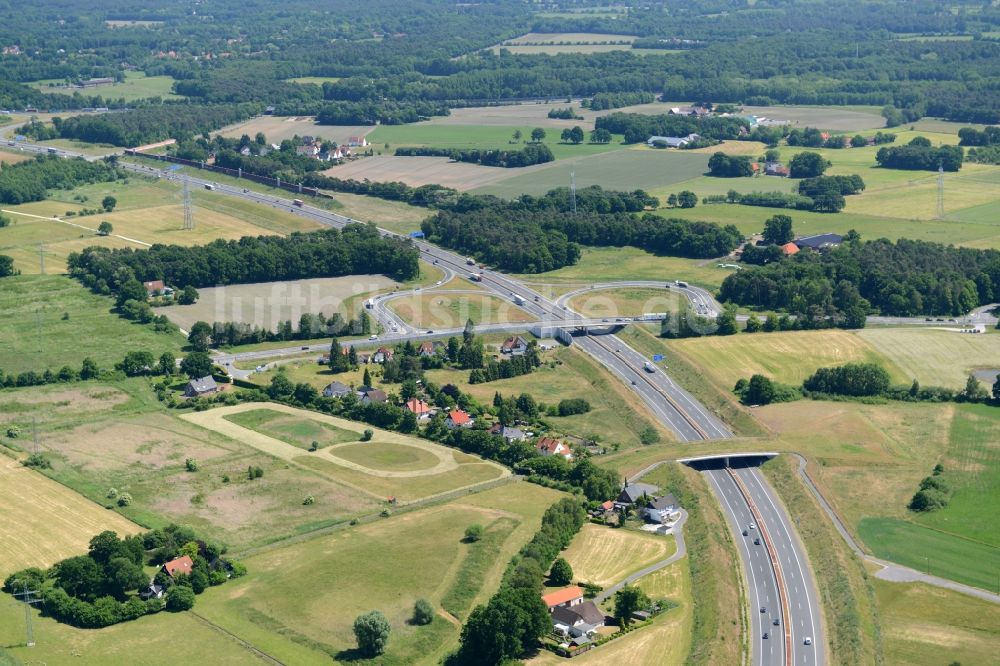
[142, 279, 166, 296]
[446, 409, 473, 428]
[184, 376, 218, 398]
[500, 335, 529, 355]
[418, 341, 436, 357]
[405, 398, 432, 419]
[373, 347, 394, 364]
[356, 351, 372, 365]
[162, 555, 193, 579]
[139, 583, 164, 600]
[668, 106, 695, 116]
[780, 242, 800, 256]
[359, 388, 388, 404]
[536, 436, 573, 461]
[795, 233, 843, 251]
[489, 423, 527, 442]
[764, 161, 790, 177]
[750, 162, 760, 175]
[322, 381, 353, 398]
[542, 586, 584, 612]
[642, 494, 680, 524]
[551, 600, 606, 641]
[348, 136, 368, 148]
[239, 146, 252, 157]
[296, 143, 320, 158]
[613, 481, 659, 510]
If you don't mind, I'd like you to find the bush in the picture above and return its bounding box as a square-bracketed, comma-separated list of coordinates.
[412, 598, 435, 625]
[639, 426, 660, 445]
[184, 458, 198, 472]
[302, 495, 315, 505]
[23, 453, 52, 469]
[361, 429, 374, 442]
[557, 398, 591, 416]
[464, 524, 484, 542]
[165, 585, 196, 612]
[117, 493, 132, 507]
[549, 557, 574, 586]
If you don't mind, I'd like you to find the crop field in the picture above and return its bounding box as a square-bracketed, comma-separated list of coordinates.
[859, 328, 1000, 389]
[875, 579, 1000, 666]
[28, 71, 182, 102]
[286, 76, 341, 85]
[475, 148, 709, 198]
[367, 123, 628, 161]
[324, 155, 521, 191]
[561, 523, 675, 587]
[425, 345, 673, 448]
[0, 457, 141, 577]
[159, 274, 400, 332]
[488, 32, 639, 55]
[669, 329, 906, 391]
[567, 287, 685, 318]
[194, 482, 564, 665]
[388, 291, 538, 328]
[0, 599, 258, 665]
[739, 104, 885, 131]
[185, 403, 509, 504]
[215, 115, 375, 147]
[426, 103, 599, 129]
[0, 276, 185, 375]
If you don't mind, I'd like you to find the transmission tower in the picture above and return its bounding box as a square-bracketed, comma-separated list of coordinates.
[14, 582, 40, 647]
[936, 164, 945, 220]
[570, 171, 577, 214]
[183, 178, 194, 230]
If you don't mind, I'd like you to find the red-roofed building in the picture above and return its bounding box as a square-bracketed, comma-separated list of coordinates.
[536, 436, 573, 461]
[542, 586, 584, 611]
[446, 409, 473, 428]
[373, 347, 394, 363]
[143, 279, 166, 296]
[163, 555, 193, 578]
[781, 242, 800, 256]
[406, 398, 432, 418]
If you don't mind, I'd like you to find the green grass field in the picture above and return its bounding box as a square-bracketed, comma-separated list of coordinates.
[568, 287, 685, 318]
[388, 291, 538, 328]
[28, 71, 182, 103]
[367, 123, 628, 161]
[225, 408, 361, 449]
[858, 328, 1000, 389]
[875, 578, 1000, 666]
[194, 482, 565, 665]
[0, 275, 186, 375]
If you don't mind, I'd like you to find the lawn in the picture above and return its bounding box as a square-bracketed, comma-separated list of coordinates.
[28, 71, 181, 102]
[567, 287, 686, 318]
[388, 291, 538, 328]
[858, 517, 1000, 591]
[225, 407, 360, 449]
[560, 523, 675, 587]
[875, 578, 1000, 666]
[858, 327, 1000, 389]
[669, 329, 907, 391]
[0, 275, 185, 375]
[0, 456, 141, 578]
[194, 482, 565, 665]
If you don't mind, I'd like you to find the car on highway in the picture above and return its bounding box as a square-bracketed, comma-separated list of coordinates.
[754, 537, 761, 545]
[760, 607, 766, 613]
[749, 523, 757, 530]
[763, 632, 769, 640]
[301, 346, 309, 350]
[369, 334, 378, 340]
[773, 618, 780, 626]
[742, 529, 748, 536]
[804, 637, 812, 645]
[426, 330, 434, 334]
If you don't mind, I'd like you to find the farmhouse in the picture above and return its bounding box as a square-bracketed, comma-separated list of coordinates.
[551, 600, 606, 642]
[162, 555, 193, 578]
[184, 376, 218, 398]
[795, 233, 843, 251]
[322, 381, 352, 398]
[500, 335, 529, 355]
[613, 481, 658, 510]
[642, 494, 680, 524]
[446, 409, 473, 428]
[536, 436, 573, 461]
[542, 586, 584, 611]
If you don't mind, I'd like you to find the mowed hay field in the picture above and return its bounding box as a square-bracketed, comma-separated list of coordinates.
[195, 482, 565, 665]
[858, 327, 1000, 389]
[560, 523, 675, 587]
[0, 276, 185, 375]
[215, 115, 375, 147]
[388, 291, 538, 328]
[159, 274, 400, 332]
[670, 329, 906, 391]
[0, 459, 141, 577]
[325, 155, 520, 191]
[874, 579, 1000, 666]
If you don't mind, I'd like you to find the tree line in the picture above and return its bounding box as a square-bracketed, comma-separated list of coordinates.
[395, 143, 555, 168]
[595, 112, 749, 144]
[0, 155, 122, 205]
[875, 138, 964, 172]
[68, 223, 420, 298]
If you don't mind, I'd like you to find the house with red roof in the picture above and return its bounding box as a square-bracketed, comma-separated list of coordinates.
[162, 555, 193, 579]
[406, 398, 432, 419]
[536, 436, 573, 461]
[446, 409, 473, 428]
[373, 347, 394, 364]
[542, 586, 584, 611]
[780, 242, 800, 256]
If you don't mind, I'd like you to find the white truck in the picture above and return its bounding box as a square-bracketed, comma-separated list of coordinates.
[512, 294, 526, 306]
[466, 257, 476, 266]
[675, 280, 689, 288]
[469, 273, 482, 282]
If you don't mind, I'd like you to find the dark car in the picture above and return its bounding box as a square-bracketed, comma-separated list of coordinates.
[754, 537, 761, 545]
[760, 607, 766, 613]
[742, 530, 749, 536]
[763, 632, 769, 639]
[773, 618, 780, 626]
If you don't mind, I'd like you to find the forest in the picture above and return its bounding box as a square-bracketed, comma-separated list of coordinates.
[0, 155, 122, 204]
[68, 224, 420, 295]
[720, 237, 1000, 319]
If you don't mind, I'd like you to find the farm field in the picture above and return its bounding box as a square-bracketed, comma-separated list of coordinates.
[425, 345, 673, 449]
[0, 457, 141, 577]
[669, 329, 907, 391]
[324, 155, 523, 191]
[560, 523, 676, 587]
[567, 287, 685, 318]
[215, 115, 375, 147]
[0, 598, 258, 665]
[875, 578, 1000, 666]
[488, 31, 639, 55]
[184, 402, 509, 504]
[388, 291, 538, 328]
[286, 76, 341, 85]
[474, 148, 708, 198]
[740, 104, 885, 131]
[159, 274, 401, 332]
[858, 328, 1000, 389]
[28, 71, 182, 102]
[194, 481, 565, 665]
[0, 275, 185, 375]
[367, 122, 628, 161]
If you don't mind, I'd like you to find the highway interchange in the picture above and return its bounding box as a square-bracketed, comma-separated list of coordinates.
[13, 137, 828, 664]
